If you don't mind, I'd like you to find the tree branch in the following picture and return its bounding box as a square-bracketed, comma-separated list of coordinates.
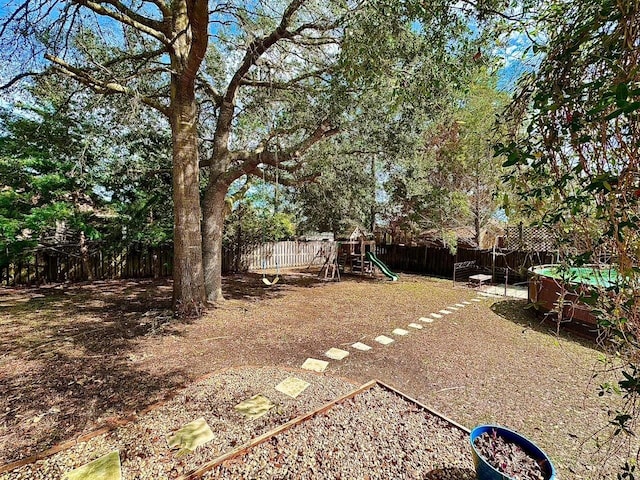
[183, 0, 209, 84]
[290, 120, 340, 158]
[142, 0, 171, 19]
[213, 119, 340, 184]
[210, 0, 306, 164]
[45, 54, 170, 116]
[222, 0, 305, 106]
[239, 69, 330, 89]
[0, 71, 44, 90]
[196, 74, 223, 106]
[73, 0, 170, 45]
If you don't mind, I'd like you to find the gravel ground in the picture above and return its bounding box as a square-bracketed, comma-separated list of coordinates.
[205, 384, 474, 480]
[1, 367, 357, 479]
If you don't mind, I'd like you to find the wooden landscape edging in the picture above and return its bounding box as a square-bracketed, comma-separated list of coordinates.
[179, 379, 471, 479]
[178, 380, 378, 480]
[0, 372, 468, 477]
[0, 365, 359, 475]
[376, 379, 470, 434]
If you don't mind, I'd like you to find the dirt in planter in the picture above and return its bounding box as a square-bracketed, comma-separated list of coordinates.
[474, 429, 546, 480]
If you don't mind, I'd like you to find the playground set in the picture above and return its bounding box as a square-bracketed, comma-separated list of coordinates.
[307, 234, 398, 282]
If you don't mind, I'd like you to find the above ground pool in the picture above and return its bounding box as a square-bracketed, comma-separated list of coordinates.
[528, 264, 618, 327]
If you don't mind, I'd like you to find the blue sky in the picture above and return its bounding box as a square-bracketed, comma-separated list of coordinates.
[497, 31, 539, 92]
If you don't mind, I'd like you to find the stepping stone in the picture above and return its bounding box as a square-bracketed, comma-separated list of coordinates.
[235, 394, 276, 420]
[351, 342, 372, 351]
[325, 347, 349, 360]
[420, 317, 434, 323]
[448, 306, 459, 311]
[455, 303, 466, 307]
[301, 358, 329, 372]
[392, 328, 409, 336]
[64, 451, 121, 480]
[275, 377, 310, 398]
[462, 301, 472, 305]
[471, 298, 482, 302]
[374, 335, 394, 345]
[430, 313, 443, 319]
[167, 417, 215, 457]
[408, 323, 423, 329]
[439, 309, 453, 314]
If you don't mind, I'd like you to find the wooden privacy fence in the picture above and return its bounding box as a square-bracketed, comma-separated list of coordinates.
[2, 241, 557, 287]
[376, 245, 558, 284]
[2, 240, 329, 286]
[223, 240, 326, 273]
[1, 244, 174, 287]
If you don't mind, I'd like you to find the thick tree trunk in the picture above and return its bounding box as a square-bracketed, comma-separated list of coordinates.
[79, 230, 93, 281]
[473, 176, 481, 247]
[170, 91, 206, 316]
[202, 179, 228, 303]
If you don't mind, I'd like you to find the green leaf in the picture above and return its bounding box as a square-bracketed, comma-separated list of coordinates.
[615, 83, 629, 106]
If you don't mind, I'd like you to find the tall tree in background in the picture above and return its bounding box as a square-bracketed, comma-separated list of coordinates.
[384, 70, 508, 247]
[456, 72, 509, 244]
[1, 0, 209, 315]
[501, 0, 640, 474]
[0, 102, 108, 277]
[0, 89, 177, 273]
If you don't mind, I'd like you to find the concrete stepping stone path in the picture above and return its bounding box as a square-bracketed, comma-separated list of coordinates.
[351, 342, 372, 351]
[58, 289, 496, 480]
[234, 394, 276, 420]
[301, 358, 329, 372]
[325, 347, 349, 360]
[374, 335, 394, 345]
[167, 417, 215, 457]
[275, 377, 311, 398]
[64, 450, 121, 480]
[392, 328, 409, 336]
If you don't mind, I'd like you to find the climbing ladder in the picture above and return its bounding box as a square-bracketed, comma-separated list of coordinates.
[319, 249, 340, 281]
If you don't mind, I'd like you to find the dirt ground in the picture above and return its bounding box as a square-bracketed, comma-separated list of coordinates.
[0, 269, 632, 478]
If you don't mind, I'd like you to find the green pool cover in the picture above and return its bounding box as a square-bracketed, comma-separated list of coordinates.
[532, 266, 618, 287]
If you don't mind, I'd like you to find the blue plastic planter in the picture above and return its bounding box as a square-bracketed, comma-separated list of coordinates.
[470, 425, 557, 480]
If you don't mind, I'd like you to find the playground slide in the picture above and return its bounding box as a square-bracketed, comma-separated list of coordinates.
[366, 251, 399, 281]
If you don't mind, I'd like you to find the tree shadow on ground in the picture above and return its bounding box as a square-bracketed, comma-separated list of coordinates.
[0, 272, 384, 465]
[0, 279, 176, 358]
[0, 279, 189, 464]
[222, 268, 375, 302]
[490, 299, 599, 348]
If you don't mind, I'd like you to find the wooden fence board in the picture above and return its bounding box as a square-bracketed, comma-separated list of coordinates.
[2, 241, 558, 287]
[376, 245, 557, 284]
[1, 241, 329, 286]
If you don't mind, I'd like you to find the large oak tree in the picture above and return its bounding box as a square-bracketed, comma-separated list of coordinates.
[1, 0, 511, 311]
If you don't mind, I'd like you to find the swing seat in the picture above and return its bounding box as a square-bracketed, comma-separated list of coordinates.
[262, 276, 279, 286]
